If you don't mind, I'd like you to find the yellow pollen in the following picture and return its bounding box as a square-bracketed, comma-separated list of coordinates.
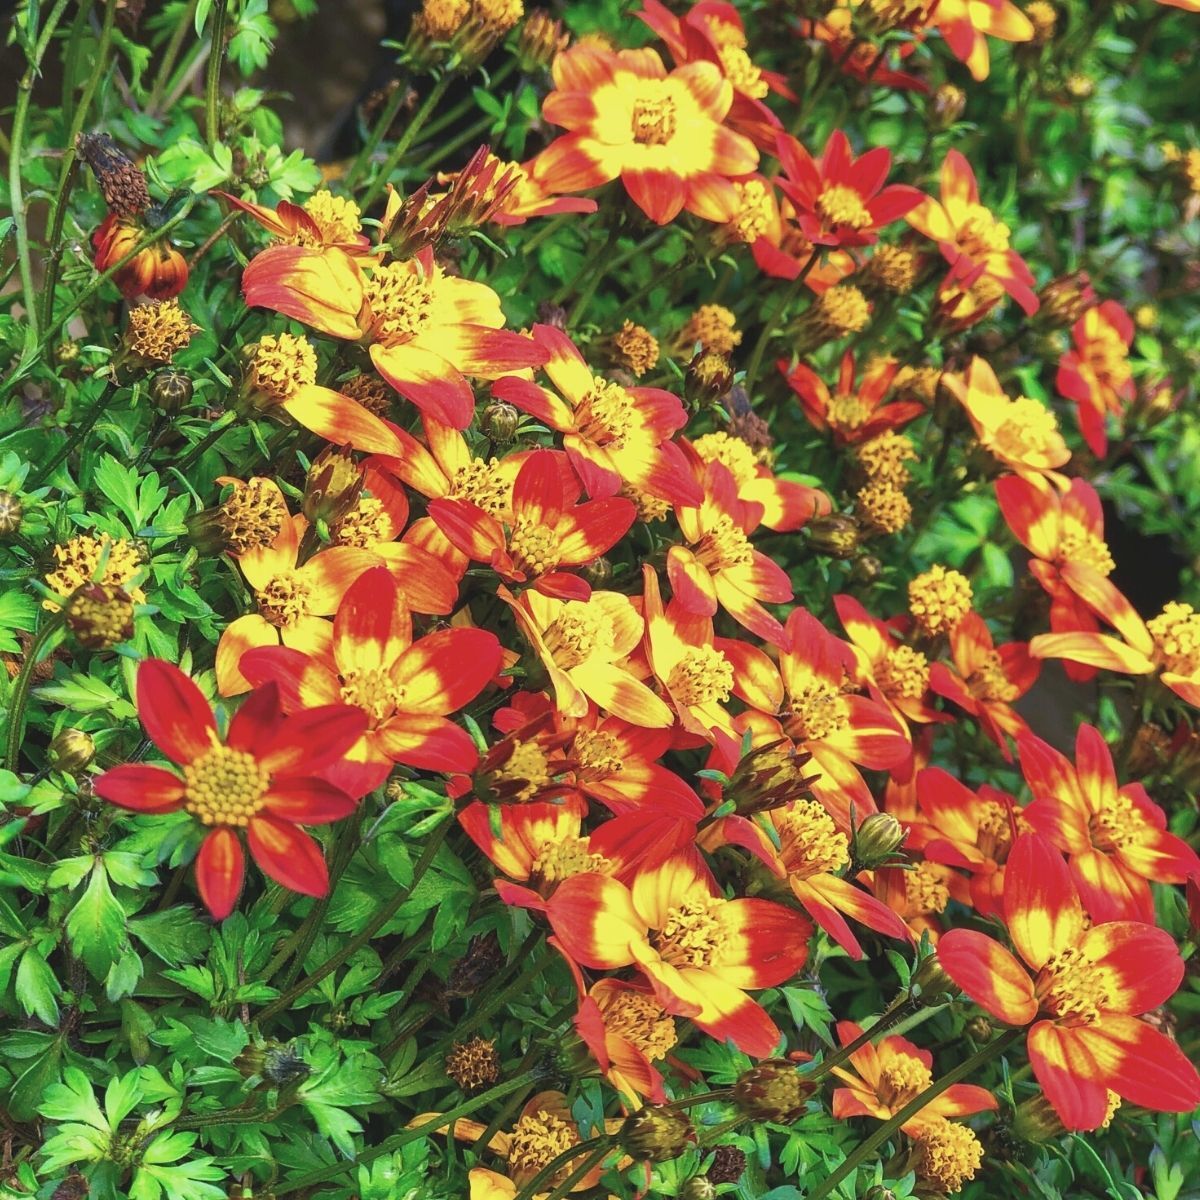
[257, 571, 312, 628]
[542, 606, 606, 669]
[956, 204, 1011, 258]
[416, 0, 469, 40]
[856, 480, 911, 534]
[814, 284, 871, 336]
[449, 457, 508, 514]
[532, 835, 607, 884]
[786, 678, 851, 742]
[877, 1055, 933, 1107]
[182, 741, 269, 827]
[865, 243, 919, 293]
[497, 739, 554, 802]
[816, 183, 873, 231]
[904, 861, 949, 914]
[45, 533, 146, 611]
[826, 390, 874, 433]
[667, 646, 734, 707]
[692, 431, 758, 486]
[218, 479, 287, 553]
[340, 666, 402, 724]
[1026, 0, 1057, 41]
[508, 518, 561, 578]
[655, 893, 728, 968]
[1036, 946, 1112, 1024]
[247, 332, 317, 403]
[703, 13, 746, 47]
[475, 0, 524, 33]
[1101, 1090, 1121, 1128]
[894, 365, 941, 404]
[717, 43, 768, 98]
[908, 565, 972, 635]
[876, 643, 930, 700]
[976, 799, 1017, 862]
[967, 650, 1019, 704]
[1057, 524, 1114, 575]
[914, 1118, 984, 1194]
[361, 260, 436, 345]
[302, 191, 362, 243]
[575, 378, 635, 447]
[611, 320, 660, 377]
[506, 1110, 579, 1181]
[622, 484, 672, 524]
[1148, 602, 1200, 677]
[1089, 792, 1145, 852]
[774, 800, 849, 878]
[724, 178, 774, 244]
[678, 304, 742, 355]
[125, 298, 198, 363]
[340, 373, 394, 418]
[599, 989, 677, 1059]
[572, 729, 624, 781]
[992, 396, 1061, 457]
[333, 497, 390, 548]
[694, 515, 753, 571]
[630, 92, 678, 146]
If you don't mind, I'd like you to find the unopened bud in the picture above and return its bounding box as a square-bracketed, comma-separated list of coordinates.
[863, 1188, 897, 1200]
[581, 556, 612, 587]
[480, 398, 520, 445]
[726, 739, 819, 816]
[1038, 271, 1096, 329]
[807, 514, 861, 559]
[518, 8, 569, 71]
[732, 1060, 817, 1123]
[620, 1105, 696, 1162]
[685, 348, 733, 412]
[0, 491, 23, 539]
[67, 583, 135, 650]
[966, 1015, 993, 1042]
[303, 446, 364, 528]
[150, 367, 193, 413]
[1011, 1094, 1066, 1143]
[852, 812, 907, 868]
[850, 554, 883, 584]
[929, 84, 966, 130]
[910, 952, 957, 1004]
[680, 1178, 717, 1200]
[48, 729, 96, 774]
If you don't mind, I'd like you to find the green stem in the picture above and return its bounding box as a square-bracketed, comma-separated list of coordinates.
[273, 1068, 544, 1196]
[148, 0, 200, 113]
[439, 928, 546, 1044]
[254, 814, 453, 1024]
[804, 1028, 1023, 1200]
[808, 996, 921, 1082]
[30, 381, 116, 488]
[4, 614, 67, 774]
[418, 59, 516, 145]
[361, 73, 455, 210]
[540, 1142, 612, 1200]
[174, 410, 240, 474]
[41, 0, 120, 331]
[205, 0, 230, 152]
[512, 1136, 610, 1200]
[343, 77, 413, 192]
[415, 110, 494, 173]
[743, 249, 820, 394]
[10, 0, 75, 346]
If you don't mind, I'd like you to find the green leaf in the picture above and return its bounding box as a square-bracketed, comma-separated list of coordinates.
[42, 1066, 107, 1130]
[66, 864, 127, 978]
[129, 906, 210, 965]
[15, 946, 60, 1025]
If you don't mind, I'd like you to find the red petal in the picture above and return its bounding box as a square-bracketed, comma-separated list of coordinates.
[1003, 832, 1084, 970]
[247, 815, 329, 897]
[938, 928, 1038, 1024]
[195, 828, 245, 920]
[261, 778, 358, 824]
[93, 764, 185, 812]
[136, 659, 217, 764]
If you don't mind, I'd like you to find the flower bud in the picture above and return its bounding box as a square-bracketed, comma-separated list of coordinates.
[0, 491, 24, 539]
[929, 84, 966, 130]
[480, 398, 520, 445]
[852, 812, 907, 868]
[1038, 271, 1096, 329]
[78, 132, 151, 218]
[303, 446, 364, 529]
[1011, 1094, 1066, 1143]
[726, 739, 819, 816]
[67, 584, 135, 650]
[680, 1178, 717, 1200]
[850, 554, 883, 584]
[48, 729, 96, 774]
[910, 952, 957, 1004]
[732, 1060, 817, 1123]
[518, 8, 569, 71]
[581, 556, 612, 587]
[620, 1105, 696, 1162]
[863, 1188, 897, 1200]
[685, 348, 734, 412]
[807, 514, 861, 559]
[1130, 379, 1180, 431]
[965, 1015, 993, 1042]
[150, 368, 193, 413]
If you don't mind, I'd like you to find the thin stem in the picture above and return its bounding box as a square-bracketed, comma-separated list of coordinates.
[30, 382, 116, 487]
[804, 1028, 1023, 1200]
[254, 814, 453, 1024]
[512, 1136, 610, 1200]
[205, 0, 230, 152]
[187, 210, 241, 268]
[415, 111, 493, 173]
[361, 73, 455, 210]
[540, 1142, 612, 1200]
[148, 0, 201, 113]
[439, 928, 546, 1044]
[743, 249, 820, 393]
[343, 78, 413, 192]
[5, 614, 67, 774]
[173, 411, 239, 474]
[808, 996, 921, 1082]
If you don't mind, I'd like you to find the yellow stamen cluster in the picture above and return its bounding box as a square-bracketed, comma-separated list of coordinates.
[668, 646, 734, 707]
[302, 191, 362, 243]
[1083, 323, 1132, 389]
[362, 261, 437, 345]
[257, 571, 311, 627]
[217, 479, 287, 554]
[856, 430, 918, 487]
[599, 989, 677, 1060]
[991, 396, 1061, 460]
[1025, 0, 1057, 43]
[722, 178, 774, 245]
[826, 390, 873, 433]
[955, 204, 1012, 258]
[862, 243, 919, 294]
[507, 1108, 579, 1181]
[678, 304, 742, 355]
[894, 364, 942, 404]
[182, 742, 269, 827]
[610, 320, 660, 378]
[517, 9, 569, 69]
[247, 332, 317, 403]
[1101, 1090, 1121, 1129]
[856, 479, 912, 535]
[449, 456, 509, 514]
[544, 605, 609, 670]
[474, 0, 523, 35]
[621, 484, 672, 524]
[332, 496, 390, 548]
[694, 515, 753, 571]
[124, 299, 199, 364]
[717, 43, 768, 98]
[572, 729, 624, 780]
[1182, 148, 1200, 196]
[876, 643, 930, 700]
[1148, 602, 1200, 677]
[787, 677, 851, 742]
[908, 565, 972, 635]
[877, 1054, 933, 1107]
[904, 861, 950, 914]
[445, 1037, 500, 1091]
[576, 378, 635, 448]
[67, 584, 136, 649]
[967, 650, 1019, 704]
[415, 0, 470, 39]
[532, 834, 607, 884]
[913, 1118, 984, 1194]
[509, 518, 561, 578]
[656, 894, 727, 967]
[339, 373, 394, 418]
[496, 739, 554, 802]
[813, 284, 871, 337]
[976, 799, 1018, 862]
[1036, 946, 1112, 1023]
[45, 533, 146, 610]
[630, 90, 678, 146]
[1089, 792, 1144, 852]
[1057, 524, 1114, 576]
[692, 431, 759, 486]
[340, 666, 402, 724]
[816, 183, 873, 231]
[775, 800, 849, 878]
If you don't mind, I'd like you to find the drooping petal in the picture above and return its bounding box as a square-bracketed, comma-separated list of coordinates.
[1027, 1021, 1110, 1131]
[195, 828, 246, 920]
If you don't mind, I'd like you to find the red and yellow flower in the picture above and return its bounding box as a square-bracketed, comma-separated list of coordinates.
[214, 188, 372, 253]
[93, 659, 366, 919]
[906, 151, 1039, 316]
[436, 153, 600, 225]
[546, 848, 812, 1057]
[938, 832, 1200, 1130]
[93, 216, 188, 300]
[1055, 300, 1135, 457]
[929, 0, 1034, 80]
[1018, 724, 1200, 924]
[531, 43, 759, 225]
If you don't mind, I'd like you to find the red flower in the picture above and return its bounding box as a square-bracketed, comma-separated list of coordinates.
[93, 659, 366, 919]
[1055, 300, 1135, 457]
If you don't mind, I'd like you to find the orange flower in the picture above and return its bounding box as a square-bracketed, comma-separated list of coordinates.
[780, 351, 923, 444]
[241, 245, 546, 429]
[830, 1020, 997, 1129]
[439, 153, 600, 225]
[942, 357, 1069, 481]
[939, 832, 1200, 1130]
[214, 188, 372, 253]
[493, 325, 701, 506]
[546, 848, 812, 1056]
[798, 8, 929, 93]
[930, 0, 1034, 80]
[906, 151, 1039, 316]
[1055, 300, 1135, 457]
[1019, 724, 1200, 924]
[929, 612, 1038, 758]
[240, 567, 501, 795]
[430, 450, 636, 601]
[531, 43, 758, 225]
[93, 215, 188, 299]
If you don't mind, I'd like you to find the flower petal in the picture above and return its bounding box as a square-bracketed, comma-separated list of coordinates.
[195, 828, 245, 921]
[136, 659, 217, 764]
[93, 764, 185, 812]
[247, 815, 329, 897]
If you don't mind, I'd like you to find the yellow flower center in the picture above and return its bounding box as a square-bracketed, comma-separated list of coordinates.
[333, 497, 390, 548]
[717, 43, 768, 98]
[496, 739, 554, 802]
[218, 480, 287, 554]
[967, 650, 1019, 704]
[449, 456, 509, 514]
[301, 191, 362, 243]
[257, 571, 312, 628]
[622, 484, 672, 524]
[361, 260, 436, 345]
[508, 517, 561, 578]
[506, 1109, 579, 1182]
[630, 91, 678, 146]
[786, 678, 851, 742]
[826, 390, 873, 433]
[667, 646, 735, 707]
[247, 332, 317, 403]
[574, 378, 635, 448]
[991, 396, 1060, 458]
[475, 0, 523, 34]
[612, 320, 660, 377]
[857, 480, 911, 534]
[876, 644, 930, 700]
[1088, 791, 1144, 852]
[976, 799, 1016, 862]
[914, 1119, 984, 1194]
[182, 742, 268, 827]
[865, 243, 919, 293]
[908, 565, 972, 635]
[600, 989, 677, 1060]
[1057, 524, 1114, 575]
[955, 204, 1011, 258]
[532, 834, 608, 885]
[679, 305, 742, 355]
[816, 183, 873, 231]
[815, 284, 871, 335]
[572, 729, 624, 781]
[1084, 324, 1132, 389]
[45, 533, 146, 610]
[1035, 946, 1112, 1024]
[703, 13, 745, 47]
[416, 0, 469, 41]
[903, 861, 950, 914]
[774, 800, 849, 878]
[542, 606, 606, 669]
[724, 178, 774, 244]
[877, 1055, 933, 1107]
[340, 666, 402, 724]
[655, 894, 728, 968]
[1148, 602, 1200, 677]
[693, 515, 753, 572]
[125, 298, 198, 364]
[1101, 1089, 1121, 1128]
[692, 431, 758, 487]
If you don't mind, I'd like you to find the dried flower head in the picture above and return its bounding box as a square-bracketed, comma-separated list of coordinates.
[609, 320, 660, 377]
[124, 299, 199, 364]
[445, 1037, 501, 1091]
[78, 132, 151, 217]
